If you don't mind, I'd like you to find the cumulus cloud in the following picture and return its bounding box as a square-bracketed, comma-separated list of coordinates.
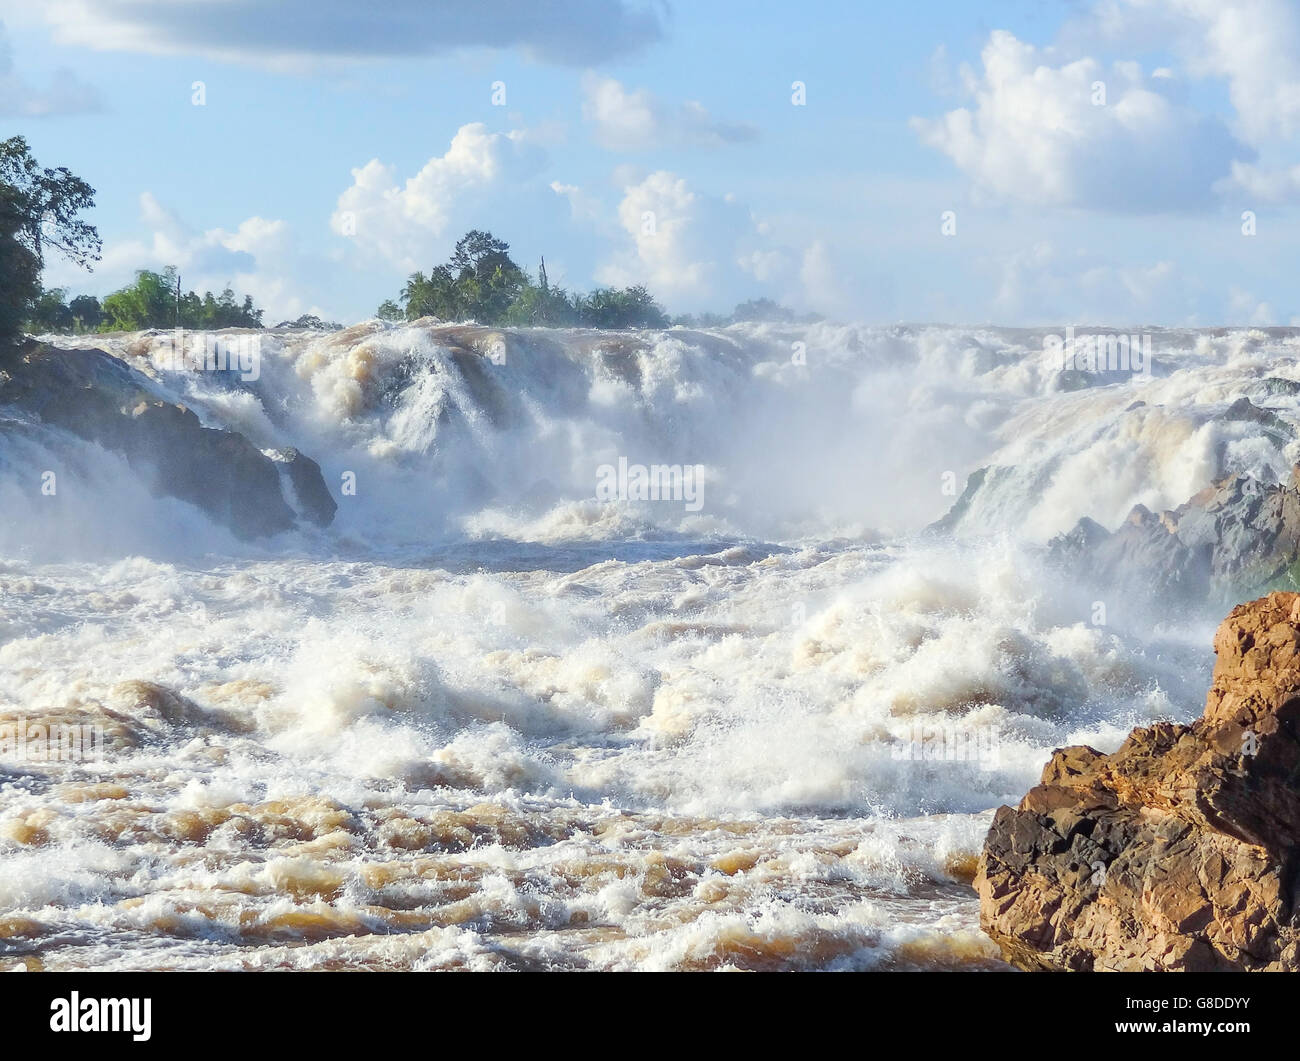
[331, 123, 547, 270]
[1227, 285, 1277, 325]
[549, 181, 605, 228]
[595, 171, 791, 308]
[1093, 0, 1300, 145]
[68, 193, 319, 322]
[98, 193, 257, 278]
[33, 0, 665, 67]
[1076, 0, 1300, 202]
[798, 240, 862, 319]
[987, 240, 1195, 323]
[1218, 160, 1300, 203]
[581, 74, 758, 151]
[0, 22, 99, 116]
[912, 29, 1246, 211]
[592, 173, 879, 317]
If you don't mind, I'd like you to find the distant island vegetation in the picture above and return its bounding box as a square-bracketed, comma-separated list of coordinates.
[2, 136, 813, 341]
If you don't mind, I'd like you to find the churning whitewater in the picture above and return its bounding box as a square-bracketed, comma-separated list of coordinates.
[2, 319, 1293, 969]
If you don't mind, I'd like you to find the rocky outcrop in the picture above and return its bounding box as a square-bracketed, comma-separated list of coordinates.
[1049, 466, 1300, 603]
[276, 447, 337, 527]
[0, 340, 335, 539]
[977, 591, 1300, 970]
[926, 466, 990, 535]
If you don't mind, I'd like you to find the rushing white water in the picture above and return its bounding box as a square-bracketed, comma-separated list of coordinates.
[1, 320, 1295, 969]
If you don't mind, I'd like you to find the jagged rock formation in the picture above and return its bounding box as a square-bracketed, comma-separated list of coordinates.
[276, 447, 336, 527]
[927, 467, 990, 535]
[928, 396, 1300, 603]
[977, 591, 1300, 970]
[0, 340, 335, 538]
[1049, 467, 1300, 603]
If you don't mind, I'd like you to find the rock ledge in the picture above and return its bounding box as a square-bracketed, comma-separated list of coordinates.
[977, 591, 1300, 970]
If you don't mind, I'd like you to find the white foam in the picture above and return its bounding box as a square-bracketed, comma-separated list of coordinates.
[5, 322, 1287, 969]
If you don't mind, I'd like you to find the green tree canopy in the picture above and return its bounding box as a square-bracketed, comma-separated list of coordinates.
[100, 268, 176, 331]
[275, 313, 342, 330]
[450, 230, 517, 282]
[393, 230, 668, 331]
[100, 268, 264, 331]
[69, 294, 102, 330]
[577, 285, 669, 329]
[26, 287, 74, 333]
[0, 185, 39, 342]
[0, 136, 101, 270]
[731, 297, 796, 323]
[503, 282, 577, 327]
[0, 138, 99, 343]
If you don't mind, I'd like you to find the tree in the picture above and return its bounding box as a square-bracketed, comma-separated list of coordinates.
[197, 286, 263, 329]
[449, 230, 526, 322]
[731, 297, 795, 323]
[26, 287, 73, 332]
[388, 230, 669, 331]
[375, 299, 404, 322]
[0, 138, 99, 343]
[0, 185, 39, 342]
[398, 231, 529, 324]
[100, 268, 263, 330]
[578, 285, 669, 329]
[504, 280, 577, 327]
[450, 229, 516, 282]
[69, 294, 102, 331]
[672, 311, 729, 327]
[100, 268, 176, 330]
[403, 264, 463, 320]
[276, 313, 342, 330]
[0, 136, 101, 270]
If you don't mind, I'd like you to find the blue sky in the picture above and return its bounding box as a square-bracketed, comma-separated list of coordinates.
[4, 0, 1300, 326]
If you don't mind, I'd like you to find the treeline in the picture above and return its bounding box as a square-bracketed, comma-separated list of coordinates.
[0, 138, 268, 338]
[379, 229, 671, 329]
[27, 267, 264, 334]
[380, 230, 814, 331]
[0, 137, 811, 347]
[673, 297, 821, 328]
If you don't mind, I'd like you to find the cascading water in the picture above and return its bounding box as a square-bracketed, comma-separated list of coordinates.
[1, 320, 1295, 969]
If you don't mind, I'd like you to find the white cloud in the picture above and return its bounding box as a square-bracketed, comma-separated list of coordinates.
[1218, 160, 1300, 202]
[927, 44, 959, 98]
[1076, 1, 1300, 197]
[912, 29, 1245, 211]
[331, 123, 547, 270]
[799, 241, 857, 318]
[0, 21, 99, 116]
[596, 171, 790, 309]
[549, 181, 605, 228]
[55, 193, 319, 323]
[1228, 285, 1276, 325]
[580, 74, 758, 151]
[1103, 0, 1300, 144]
[30, 0, 665, 68]
[594, 174, 882, 318]
[988, 240, 1194, 323]
[97, 192, 256, 278]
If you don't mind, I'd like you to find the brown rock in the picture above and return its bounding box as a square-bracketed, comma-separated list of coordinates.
[976, 591, 1300, 970]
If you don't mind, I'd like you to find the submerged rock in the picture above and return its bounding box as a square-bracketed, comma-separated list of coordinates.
[977, 591, 1300, 970]
[0, 341, 335, 538]
[275, 447, 337, 527]
[108, 679, 253, 736]
[926, 466, 989, 535]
